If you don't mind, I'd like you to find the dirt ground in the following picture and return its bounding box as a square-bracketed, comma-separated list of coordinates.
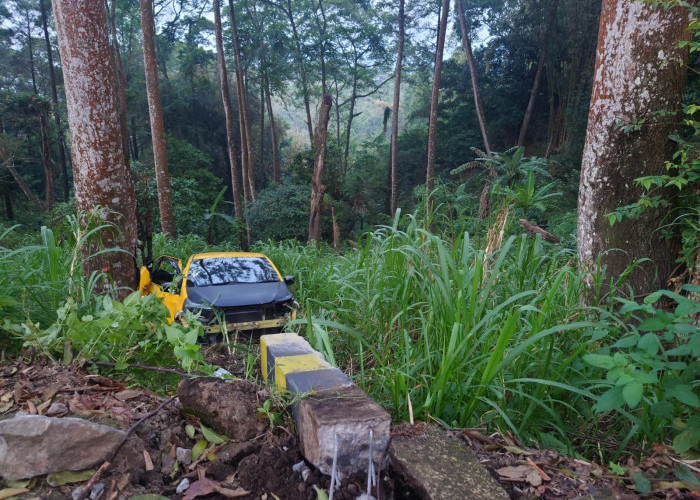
[0, 348, 698, 499]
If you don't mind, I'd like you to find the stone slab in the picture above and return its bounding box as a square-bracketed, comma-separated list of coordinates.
[390, 425, 509, 500]
[296, 385, 391, 477]
[285, 368, 353, 395]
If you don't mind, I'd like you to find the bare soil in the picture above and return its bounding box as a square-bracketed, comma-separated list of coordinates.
[0, 350, 697, 499]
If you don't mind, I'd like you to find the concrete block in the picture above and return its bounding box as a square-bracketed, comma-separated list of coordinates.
[274, 354, 330, 391]
[260, 333, 305, 383]
[264, 339, 317, 384]
[296, 385, 391, 477]
[285, 368, 353, 394]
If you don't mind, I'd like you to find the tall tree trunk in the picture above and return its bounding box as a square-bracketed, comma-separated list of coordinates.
[39, 112, 55, 208]
[40, 0, 70, 201]
[285, 0, 313, 144]
[3, 156, 47, 211]
[308, 95, 332, 246]
[109, 0, 131, 166]
[260, 84, 265, 180]
[265, 78, 281, 184]
[334, 79, 341, 147]
[425, 0, 450, 224]
[228, 0, 256, 202]
[51, 0, 139, 296]
[140, 0, 177, 237]
[456, 0, 490, 155]
[577, 0, 688, 296]
[517, 0, 559, 148]
[213, 0, 245, 245]
[27, 8, 55, 210]
[390, 0, 405, 218]
[343, 61, 358, 173]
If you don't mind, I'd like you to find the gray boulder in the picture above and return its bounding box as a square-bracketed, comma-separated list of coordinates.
[0, 415, 125, 480]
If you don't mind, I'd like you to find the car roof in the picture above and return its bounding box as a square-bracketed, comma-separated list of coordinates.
[190, 252, 268, 260]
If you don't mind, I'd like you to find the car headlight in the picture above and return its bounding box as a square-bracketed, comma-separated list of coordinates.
[183, 298, 215, 323]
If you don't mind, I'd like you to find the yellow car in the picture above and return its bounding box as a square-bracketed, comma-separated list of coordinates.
[139, 252, 297, 336]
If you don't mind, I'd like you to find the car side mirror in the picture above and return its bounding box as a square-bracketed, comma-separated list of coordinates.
[284, 275, 295, 285]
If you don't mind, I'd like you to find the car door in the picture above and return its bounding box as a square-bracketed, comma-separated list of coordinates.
[139, 255, 183, 322]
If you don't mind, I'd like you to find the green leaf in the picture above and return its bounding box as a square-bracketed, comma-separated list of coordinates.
[632, 471, 651, 493]
[668, 384, 700, 407]
[185, 424, 196, 438]
[583, 354, 615, 369]
[200, 424, 226, 444]
[673, 416, 700, 453]
[638, 317, 666, 332]
[596, 386, 623, 413]
[164, 325, 181, 344]
[622, 381, 643, 408]
[637, 333, 660, 355]
[609, 462, 627, 475]
[312, 486, 329, 500]
[672, 462, 700, 486]
[191, 439, 207, 461]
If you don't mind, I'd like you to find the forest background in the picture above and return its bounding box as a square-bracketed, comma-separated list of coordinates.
[0, 0, 698, 474]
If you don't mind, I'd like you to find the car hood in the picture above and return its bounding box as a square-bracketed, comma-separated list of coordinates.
[185, 281, 293, 308]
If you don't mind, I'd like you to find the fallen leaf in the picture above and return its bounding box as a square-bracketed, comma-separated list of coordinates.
[0, 402, 13, 414]
[504, 445, 533, 456]
[658, 480, 696, 491]
[26, 400, 37, 414]
[41, 385, 61, 403]
[527, 456, 551, 481]
[526, 468, 542, 487]
[47, 469, 95, 486]
[0, 488, 29, 499]
[496, 465, 531, 480]
[214, 486, 251, 498]
[182, 478, 219, 500]
[114, 389, 142, 401]
[312, 486, 329, 500]
[652, 442, 668, 455]
[143, 450, 154, 471]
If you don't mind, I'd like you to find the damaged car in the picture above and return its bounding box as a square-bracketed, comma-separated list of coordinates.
[139, 252, 298, 337]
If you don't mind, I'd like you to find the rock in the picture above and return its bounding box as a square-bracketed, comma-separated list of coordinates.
[161, 453, 175, 476]
[89, 483, 104, 500]
[296, 385, 391, 477]
[0, 415, 125, 480]
[177, 377, 269, 441]
[46, 403, 68, 417]
[176, 478, 190, 494]
[176, 447, 192, 465]
[71, 485, 89, 500]
[389, 425, 509, 500]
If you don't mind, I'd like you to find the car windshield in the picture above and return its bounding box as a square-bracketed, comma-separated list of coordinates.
[186, 256, 279, 287]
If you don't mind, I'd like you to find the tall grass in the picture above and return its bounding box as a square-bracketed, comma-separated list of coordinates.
[260, 214, 619, 450]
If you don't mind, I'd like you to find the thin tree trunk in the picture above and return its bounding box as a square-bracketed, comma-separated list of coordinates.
[265, 79, 281, 184]
[40, 0, 69, 201]
[426, 0, 450, 223]
[4, 157, 47, 211]
[27, 8, 55, 210]
[228, 0, 256, 202]
[517, 0, 559, 148]
[260, 84, 265, 181]
[308, 95, 332, 246]
[285, 0, 313, 143]
[51, 0, 139, 295]
[39, 113, 55, 208]
[390, 0, 405, 218]
[140, 0, 177, 237]
[213, 0, 244, 243]
[456, 0, 491, 155]
[343, 62, 358, 172]
[335, 79, 341, 147]
[109, 0, 131, 166]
